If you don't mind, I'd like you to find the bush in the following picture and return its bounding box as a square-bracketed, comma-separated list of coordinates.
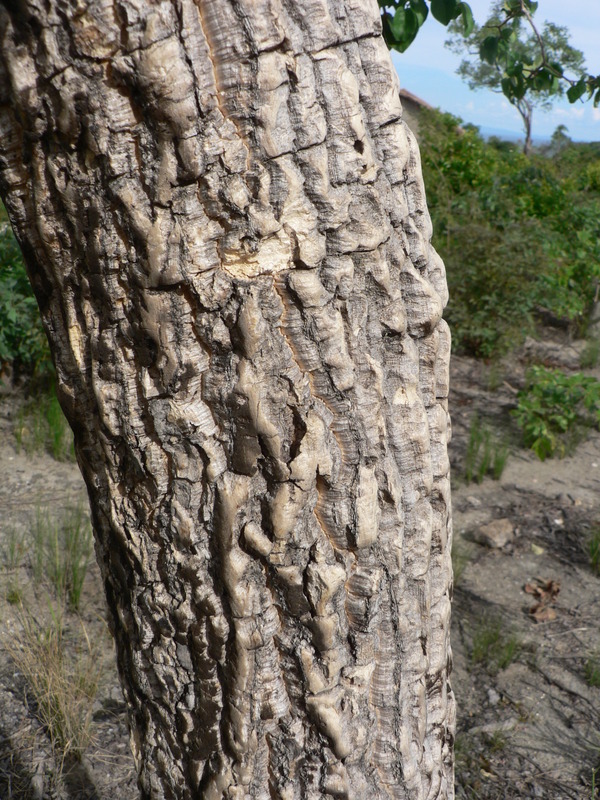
[0, 209, 51, 379]
[417, 110, 600, 358]
[513, 366, 600, 459]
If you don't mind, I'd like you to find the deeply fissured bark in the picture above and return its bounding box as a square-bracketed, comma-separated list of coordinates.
[0, 1, 454, 798]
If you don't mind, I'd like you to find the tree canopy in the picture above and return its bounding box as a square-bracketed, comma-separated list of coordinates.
[379, 0, 600, 121]
[445, 2, 585, 151]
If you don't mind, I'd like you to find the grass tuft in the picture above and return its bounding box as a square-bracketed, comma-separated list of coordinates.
[464, 414, 509, 484]
[584, 654, 600, 687]
[14, 391, 74, 462]
[471, 616, 520, 675]
[5, 603, 101, 765]
[451, 537, 473, 587]
[31, 504, 93, 611]
[581, 337, 600, 370]
[589, 528, 600, 576]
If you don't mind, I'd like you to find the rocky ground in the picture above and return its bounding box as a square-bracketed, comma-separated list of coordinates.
[0, 331, 599, 799]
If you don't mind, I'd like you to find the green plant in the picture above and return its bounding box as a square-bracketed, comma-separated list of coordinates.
[590, 528, 600, 576]
[581, 338, 600, 370]
[471, 616, 520, 674]
[1, 524, 25, 572]
[451, 537, 473, 586]
[5, 603, 101, 763]
[584, 655, 600, 688]
[14, 390, 74, 462]
[30, 505, 93, 611]
[486, 730, 507, 754]
[0, 212, 50, 379]
[464, 414, 509, 483]
[1, 525, 26, 604]
[416, 109, 600, 359]
[513, 366, 600, 459]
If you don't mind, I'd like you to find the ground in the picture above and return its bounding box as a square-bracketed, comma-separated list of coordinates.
[0, 331, 599, 799]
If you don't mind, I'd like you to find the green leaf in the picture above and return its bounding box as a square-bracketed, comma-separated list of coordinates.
[391, 7, 421, 50]
[533, 68, 555, 92]
[410, 0, 429, 26]
[457, 2, 474, 36]
[431, 0, 458, 26]
[549, 61, 563, 77]
[480, 35, 500, 64]
[566, 78, 586, 103]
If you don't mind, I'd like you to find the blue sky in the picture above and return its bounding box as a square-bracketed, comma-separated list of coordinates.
[391, 0, 600, 142]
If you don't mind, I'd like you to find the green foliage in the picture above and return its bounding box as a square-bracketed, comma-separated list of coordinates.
[382, 0, 600, 136]
[446, 5, 585, 151]
[513, 366, 600, 460]
[417, 109, 600, 358]
[0, 213, 51, 379]
[464, 414, 509, 483]
[379, 0, 473, 53]
[471, 616, 520, 674]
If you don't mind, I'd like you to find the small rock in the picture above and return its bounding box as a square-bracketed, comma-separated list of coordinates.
[466, 495, 482, 508]
[487, 688, 500, 706]
[469, 716, 518, 735]
[110, 684, 124, 703]
[30, 769, 44, 800]
[473, 518, 514, 549]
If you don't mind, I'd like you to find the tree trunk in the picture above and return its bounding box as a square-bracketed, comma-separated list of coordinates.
[0, 2, 454, 798]
[517, 98, 533, 154]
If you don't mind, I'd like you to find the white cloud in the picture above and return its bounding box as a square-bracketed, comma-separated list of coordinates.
[593, 108, 600, 122]
[551, 107, 585, 120]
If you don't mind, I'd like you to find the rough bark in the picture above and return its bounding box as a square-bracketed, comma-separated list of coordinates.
[0, 1, 454, 798]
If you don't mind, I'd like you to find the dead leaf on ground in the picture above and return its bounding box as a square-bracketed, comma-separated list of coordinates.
[523, 577, 560, 623]
[530, 605, 557, 623]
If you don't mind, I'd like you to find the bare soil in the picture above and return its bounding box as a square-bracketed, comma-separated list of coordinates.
[0, 331, 599, 799]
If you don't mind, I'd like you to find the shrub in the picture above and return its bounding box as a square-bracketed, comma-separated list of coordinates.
[417, 110, 600, 358]
[0, 209, 51, 379]
[513, 366, 600, 459]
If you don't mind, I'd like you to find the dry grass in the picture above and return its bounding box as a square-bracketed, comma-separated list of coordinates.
[4, 603, 102, 769]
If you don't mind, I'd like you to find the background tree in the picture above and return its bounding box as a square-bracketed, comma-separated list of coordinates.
[445, 1, 585, 153]
[0, 2, 454, 798]
[380, 0, 600, 150]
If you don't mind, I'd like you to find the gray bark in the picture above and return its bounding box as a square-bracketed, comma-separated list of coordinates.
[0, 1, 454, 798]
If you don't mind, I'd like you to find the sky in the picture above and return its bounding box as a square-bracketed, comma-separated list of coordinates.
[391, 0, 600, 142]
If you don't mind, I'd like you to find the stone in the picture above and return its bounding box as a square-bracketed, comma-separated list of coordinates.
[472, 518, 514, 549]
[487, 688, 500, 706]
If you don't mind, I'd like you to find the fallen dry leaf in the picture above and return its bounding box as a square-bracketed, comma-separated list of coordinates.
[523, 577, 560, 623]
[524, 578, 560, 601]
[530, 604, 557, 623]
